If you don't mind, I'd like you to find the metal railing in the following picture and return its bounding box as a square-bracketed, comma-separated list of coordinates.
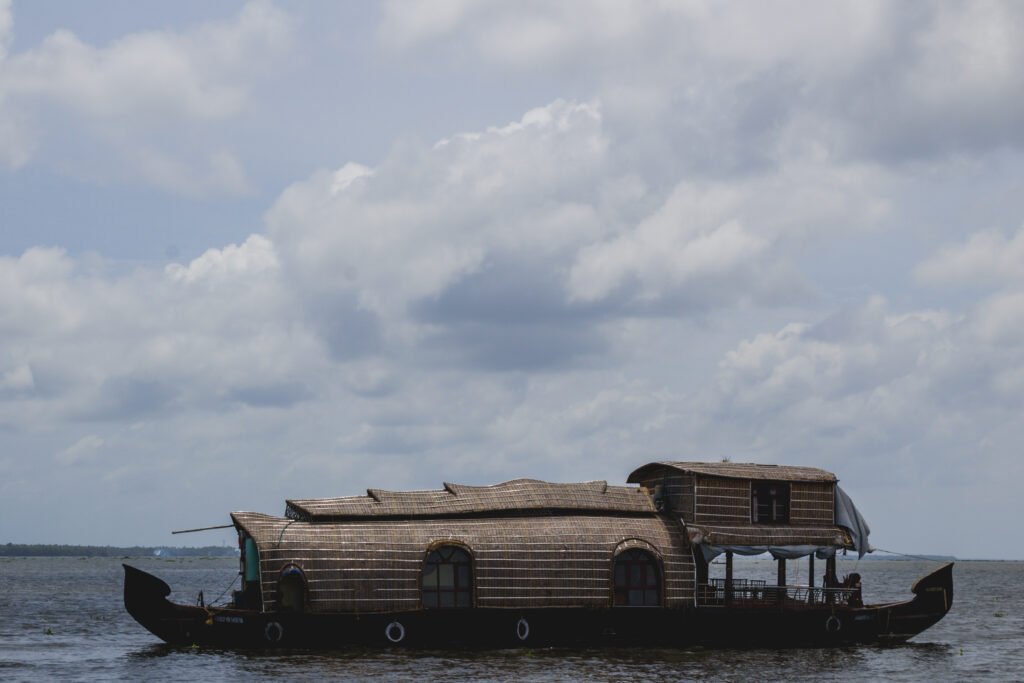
[697, 579, 859, 607]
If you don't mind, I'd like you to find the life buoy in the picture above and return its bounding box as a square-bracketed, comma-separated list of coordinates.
[264, 621, 284, 643]
[385, 621, 406, 643]
[515, 618, 530, 641]
[825, 615, 841, 633]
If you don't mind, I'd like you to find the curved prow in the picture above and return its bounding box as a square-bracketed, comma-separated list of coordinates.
[911, 562, 954, 613]
[878, 562, 954, 643]
[123, 564, 172, 602]
[123, 564, 186, 643]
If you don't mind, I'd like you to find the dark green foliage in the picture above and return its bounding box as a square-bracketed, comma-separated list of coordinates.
[0, 542, 236, 557]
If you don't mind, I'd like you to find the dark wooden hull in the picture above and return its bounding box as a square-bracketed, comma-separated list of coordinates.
[123, 563, 953, 650]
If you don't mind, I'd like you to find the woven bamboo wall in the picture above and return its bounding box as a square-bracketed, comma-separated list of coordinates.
[233, 512, 695, 614]
[692, 476, 751, 524]
[789, 481, 835, 526]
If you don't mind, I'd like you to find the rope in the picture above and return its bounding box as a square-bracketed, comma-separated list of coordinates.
[208, 572, 241, 607]
[871, 547, 945, 563]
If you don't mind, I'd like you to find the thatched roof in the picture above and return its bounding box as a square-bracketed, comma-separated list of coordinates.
[285, 479, 656, 521]
[627, 461, 837, 484]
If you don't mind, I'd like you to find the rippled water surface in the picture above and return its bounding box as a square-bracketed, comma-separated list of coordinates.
[1, 557, 1020, 681]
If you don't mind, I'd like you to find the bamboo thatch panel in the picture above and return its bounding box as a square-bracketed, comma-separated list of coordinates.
[691, 524, 847, 547]
[693, 477, 751, 524]
[629, 461, 836, 484]
[286, 479, 655, 520]
[789, 482, 835, 526]
[232, 512, 694, 613]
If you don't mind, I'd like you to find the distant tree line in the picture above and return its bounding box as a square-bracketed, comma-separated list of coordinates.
[0, 543, 237, 558]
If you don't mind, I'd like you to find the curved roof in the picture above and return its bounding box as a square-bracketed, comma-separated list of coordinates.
[627, 461, 837, 484]
[284, 478, 656, 520]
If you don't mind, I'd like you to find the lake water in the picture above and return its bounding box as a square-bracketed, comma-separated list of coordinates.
[1, 556, 1021, 681]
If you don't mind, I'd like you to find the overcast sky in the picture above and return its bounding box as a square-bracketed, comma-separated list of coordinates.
[1, 1, 1021, 559]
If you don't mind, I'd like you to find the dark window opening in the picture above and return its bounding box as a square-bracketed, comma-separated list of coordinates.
[422, 545, 472, 608]
[613, 549, 661, 606]
[278, 564, 306, 612]
[751, 481, 790, 523]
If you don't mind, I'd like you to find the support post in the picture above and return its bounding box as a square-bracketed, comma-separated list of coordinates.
[808, 554, 815, 588]
[825, 555, 837, 604]
[695, 549, 709, 586]
[825, 555, 837, 585]
[725, 550, 734, 605]
[777, 557, 787, 604]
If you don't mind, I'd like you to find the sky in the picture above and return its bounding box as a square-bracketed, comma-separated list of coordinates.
[1, 1, 1022, 559]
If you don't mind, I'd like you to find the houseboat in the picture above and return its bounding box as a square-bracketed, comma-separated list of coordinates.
[124, 461, 953, 648]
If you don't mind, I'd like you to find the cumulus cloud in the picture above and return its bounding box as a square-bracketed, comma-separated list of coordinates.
[381, 2, 1024, 165]
[55, 434, 104, 465]
[0, 235, 323, 434]
[916, 227, 1024, 289]
[699, 291, 1021, 554]
[265, 100, 892, 370]
[0, 0, 11, 61]
[266, 100, 615, 364]
[708, 292, 1023, 481]
[0, 0, 292, 193]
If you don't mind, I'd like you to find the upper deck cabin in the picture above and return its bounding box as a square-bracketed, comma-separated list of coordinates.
[628, 461, 870, 608]
[627, 461, 849, 548]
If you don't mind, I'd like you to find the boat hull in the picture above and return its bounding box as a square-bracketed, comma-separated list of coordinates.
[124, 563, 952, 649]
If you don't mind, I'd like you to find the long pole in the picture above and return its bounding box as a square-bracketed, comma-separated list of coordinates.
[171, 523, 235, 535]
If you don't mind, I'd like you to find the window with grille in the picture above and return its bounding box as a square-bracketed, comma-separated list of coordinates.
[613, 549, 661, 606]
[422, 545, 472, 608]
[751, 481, 790, 523]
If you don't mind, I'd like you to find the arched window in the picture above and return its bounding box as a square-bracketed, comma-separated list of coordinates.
[422, 545, 472, 608]
[278, 564, 306, 612]
[613, 549, 661, 606]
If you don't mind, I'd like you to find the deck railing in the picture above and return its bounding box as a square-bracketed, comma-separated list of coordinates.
[696, 579, 859, 607]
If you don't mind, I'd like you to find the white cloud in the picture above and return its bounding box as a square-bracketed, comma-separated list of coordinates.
[266, 100, 611, 329]
[126, 147, 251, 197]
[570, 160, 887, 305]
[381, 2, 1024, 163]
[379, 0, 482, 49]
[972, 291, 1024, 346]
[0, 235, 322, 434]
[0, 0, 11, 61]
[0, 362, 32, 391]
[166, 234, 278, 285]
[916, 227, 1024, 289]
[708, 294, 1021, 485]
[0, 0, 292, 193]
[56, 434, 104, 465]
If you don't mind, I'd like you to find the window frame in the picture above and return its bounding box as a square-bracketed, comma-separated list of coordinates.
[612, 548, 662, 607]
[421, 543, 474, 609]
[750, 480, 791, 524]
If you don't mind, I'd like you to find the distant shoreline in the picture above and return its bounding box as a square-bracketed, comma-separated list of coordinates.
[0, 543, 237, 558]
